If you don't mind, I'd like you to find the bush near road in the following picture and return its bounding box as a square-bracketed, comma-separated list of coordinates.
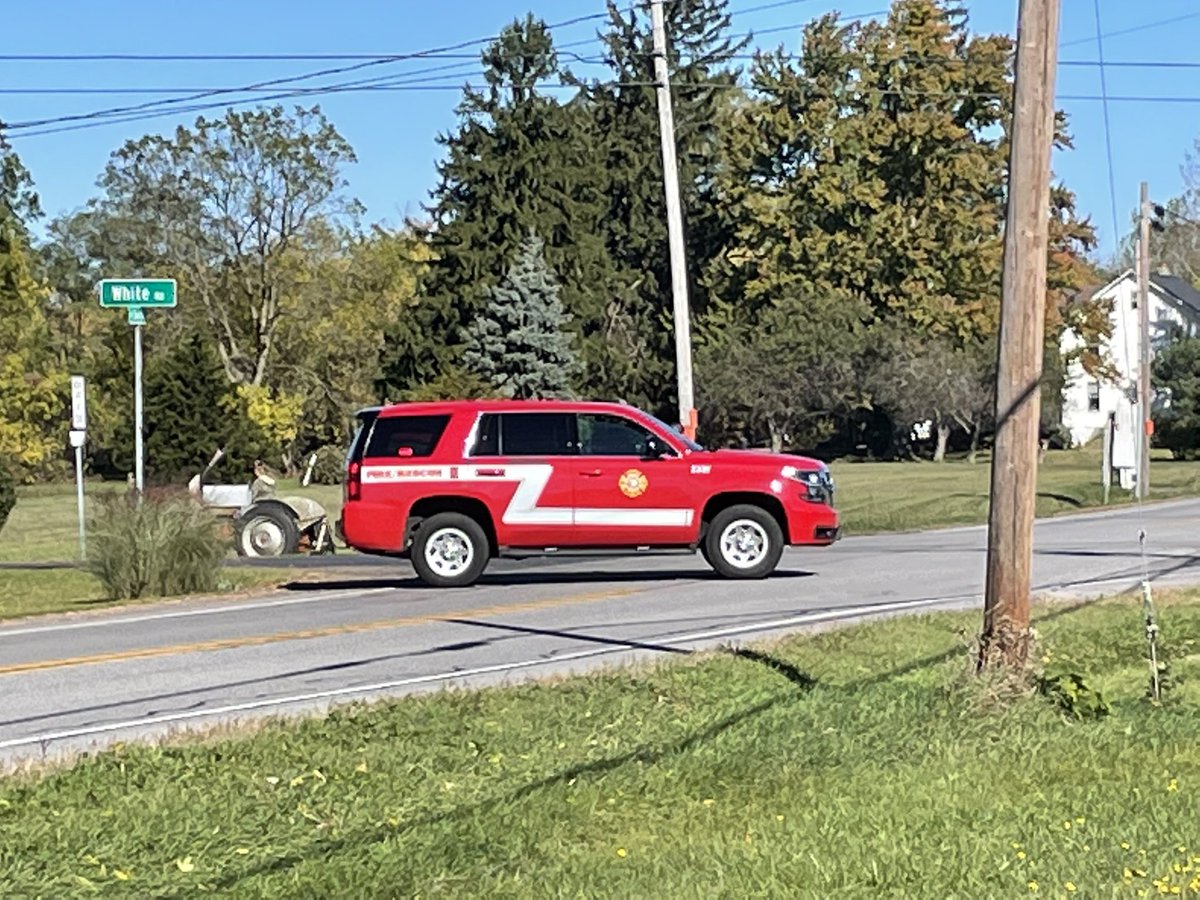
[1, 595, 1197, 896]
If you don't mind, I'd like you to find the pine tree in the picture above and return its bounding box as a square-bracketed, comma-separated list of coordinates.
[463, 234, 577, 399]
[141, 334, 268, 483]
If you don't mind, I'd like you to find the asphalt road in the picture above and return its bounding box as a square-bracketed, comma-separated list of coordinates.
[2, 500, 1198, 767]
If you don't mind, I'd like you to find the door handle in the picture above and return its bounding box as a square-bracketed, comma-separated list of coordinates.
[581, 469, 603, 477]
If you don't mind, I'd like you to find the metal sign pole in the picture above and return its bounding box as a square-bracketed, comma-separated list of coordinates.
[133, 317, 145, 494]
[69, 375, 88, 559]
[73, 439, 87, 558]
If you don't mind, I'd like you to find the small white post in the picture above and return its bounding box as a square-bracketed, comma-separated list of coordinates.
[133, 319, 145, 494]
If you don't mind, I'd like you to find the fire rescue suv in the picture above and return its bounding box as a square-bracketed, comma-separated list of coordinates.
[340, 400, 839, 587]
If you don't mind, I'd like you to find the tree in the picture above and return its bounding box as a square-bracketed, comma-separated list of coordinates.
[389, 17, 611, 398]
[463, 234, 576, 399]
[581, 0, 746, 409]
[141, 334, 268, 482]
[868, 328, 994, 462]
[88, 105, 361, 388]
[696, 291, 871, 451]
[1152, 334, 1200, 460]
[0, 129, 67, 479]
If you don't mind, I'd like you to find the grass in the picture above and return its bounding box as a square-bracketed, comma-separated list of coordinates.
[0, 567, 301, 620]
[1, 594, 1197, 896]
[832, 446, 1200, 534]
[0, 478, 344, 620]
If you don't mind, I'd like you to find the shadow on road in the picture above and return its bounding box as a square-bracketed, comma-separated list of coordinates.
[278, 568, 816, 592]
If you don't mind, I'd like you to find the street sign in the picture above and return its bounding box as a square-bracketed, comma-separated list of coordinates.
[99, 278, 177, 309]
[70, 375, 87, 430]
[127, 307, 147, 326]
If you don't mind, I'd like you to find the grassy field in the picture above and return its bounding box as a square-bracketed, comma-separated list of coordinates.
[1, 594, 1197, 896]
[831, 447, 1200, 534]
[0, 479, 343, 619]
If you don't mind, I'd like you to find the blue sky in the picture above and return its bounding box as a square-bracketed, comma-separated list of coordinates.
[3, 0, 1199, 259]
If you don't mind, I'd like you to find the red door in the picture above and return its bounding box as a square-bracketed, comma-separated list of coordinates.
[567, 412, 698, 547]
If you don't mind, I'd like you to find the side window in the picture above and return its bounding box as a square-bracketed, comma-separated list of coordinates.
[364, 415, 450, 458]
[497, 413, 576, 456]
[577, 414, 655, 457]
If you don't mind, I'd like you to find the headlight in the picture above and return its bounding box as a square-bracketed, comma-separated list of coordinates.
[781, 465, 835, 505]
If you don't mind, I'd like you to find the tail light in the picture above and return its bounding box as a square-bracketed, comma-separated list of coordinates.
[347, 461, 362, 502]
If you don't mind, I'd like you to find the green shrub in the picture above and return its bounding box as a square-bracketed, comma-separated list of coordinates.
[0, 457, 15, 531]
[86, 490, 226, 599]
[305, 443, 346, 486]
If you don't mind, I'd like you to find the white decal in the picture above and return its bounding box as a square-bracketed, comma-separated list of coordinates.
[360, 464, 694, 528]
[690, 464, 712, 475]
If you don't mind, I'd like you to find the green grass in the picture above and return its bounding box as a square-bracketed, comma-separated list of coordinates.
[0, 479, 343, 619]
[0, 567, 303, 620]
[2, 595, 1199, 896]
[832, 447, 1200, 534]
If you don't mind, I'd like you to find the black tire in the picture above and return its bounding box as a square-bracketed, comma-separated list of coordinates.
[410, 512, 490, 588]
[703, 504, 785, 580]
[236, 502, 301, 558]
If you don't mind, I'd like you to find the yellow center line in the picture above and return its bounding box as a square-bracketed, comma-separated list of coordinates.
[0, 588, 642, 678]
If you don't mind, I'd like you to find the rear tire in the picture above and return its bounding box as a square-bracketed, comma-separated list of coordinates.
[236, 502, 301, 558]
[704, 504, 785, 580]
[410, 512, 490, 588]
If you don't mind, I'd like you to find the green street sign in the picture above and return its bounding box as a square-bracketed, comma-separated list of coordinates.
[99, 278, 177, 309]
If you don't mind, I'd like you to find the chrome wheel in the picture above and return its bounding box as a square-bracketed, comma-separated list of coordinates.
[719, 519, 769, 570]
[424, 527, 474, 578]
[241, 517, 285, 557]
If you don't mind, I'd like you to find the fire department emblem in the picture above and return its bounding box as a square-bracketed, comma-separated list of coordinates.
[618, 468, 648, 499]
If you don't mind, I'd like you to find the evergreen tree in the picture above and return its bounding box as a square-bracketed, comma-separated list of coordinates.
[384, 17, 610, 398]
[581, 0, 746, 410]
[463, 234, 577, 399]
[141, 334, 268, 483]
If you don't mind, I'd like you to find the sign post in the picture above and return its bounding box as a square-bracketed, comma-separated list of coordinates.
[97, 279, 176, 494]
[70, 375, 88, 559]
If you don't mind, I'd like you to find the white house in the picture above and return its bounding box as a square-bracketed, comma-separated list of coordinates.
[1060, 270, 1200, 482]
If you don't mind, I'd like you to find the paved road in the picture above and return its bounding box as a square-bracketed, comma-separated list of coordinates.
[2, 500, 1197, 767]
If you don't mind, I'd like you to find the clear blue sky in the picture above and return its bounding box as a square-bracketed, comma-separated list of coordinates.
[3, 0, 1199, 259]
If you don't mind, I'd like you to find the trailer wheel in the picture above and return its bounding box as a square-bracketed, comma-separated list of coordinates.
[236, 502, 301, 558]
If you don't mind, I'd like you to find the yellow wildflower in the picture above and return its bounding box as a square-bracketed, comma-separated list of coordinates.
[1017, 851, 1027, 861]
[616, 848, 627, 859]
[1063, 821, 1072, 830]
[1027, 881, 1038, 893]
[1167, 778, 1179, 792]
[776, 815, 784, 822]
[1065, 882, 1077, 893]
[1122, 842, 1132, 850]
[1075, 817, 1085, 825]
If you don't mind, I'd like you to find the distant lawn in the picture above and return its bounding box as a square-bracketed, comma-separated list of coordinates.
[831, 447, 1200, 534]
[2, 595, 1198, 896]
[0, 478, 343, 619]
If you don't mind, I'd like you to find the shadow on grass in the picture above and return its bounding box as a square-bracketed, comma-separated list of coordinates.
[1037, 492, 1085, 508]
[210, 600, 1117, 890]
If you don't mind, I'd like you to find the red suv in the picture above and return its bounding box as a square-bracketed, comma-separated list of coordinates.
[340, 400, 839, 587]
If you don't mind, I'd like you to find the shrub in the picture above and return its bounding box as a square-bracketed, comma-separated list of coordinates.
[305, 444, 346, 486]
[86, 490, 227, 599]
[0, 457, 15, 532]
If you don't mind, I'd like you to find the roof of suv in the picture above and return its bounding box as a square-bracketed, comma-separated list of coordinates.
[367, 399, 648, 418]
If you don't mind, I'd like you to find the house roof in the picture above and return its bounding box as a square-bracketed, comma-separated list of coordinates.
[1150, 273, 1200, 317]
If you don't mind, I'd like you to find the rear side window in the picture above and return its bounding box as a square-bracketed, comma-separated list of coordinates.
[470, 412, 575, 457]
[364, 414, 450, 459]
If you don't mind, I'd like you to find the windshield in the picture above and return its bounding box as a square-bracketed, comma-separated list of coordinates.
[643, 412, 705, 452]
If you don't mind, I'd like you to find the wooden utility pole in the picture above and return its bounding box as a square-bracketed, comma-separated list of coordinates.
[650, 0, 697, 440]
[979, 0, 1061, 669]
[1137, 181, 1152, 500]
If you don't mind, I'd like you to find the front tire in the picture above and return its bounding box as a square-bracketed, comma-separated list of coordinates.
[236, 502, 301, 558]
[704, 504, 785, 580]
[410, 513, 490, 587]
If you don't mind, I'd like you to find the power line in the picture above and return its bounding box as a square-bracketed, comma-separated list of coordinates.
[1060, 10, 1200, 48]
[0, 11, 612, 132]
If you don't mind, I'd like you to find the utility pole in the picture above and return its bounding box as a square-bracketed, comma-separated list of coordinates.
[979, 0, 1060, 670]
[1137, 181, 1152, 500]
[650, 0, 697, 440]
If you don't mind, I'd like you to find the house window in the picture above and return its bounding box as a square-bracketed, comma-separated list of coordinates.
[1087, 380, 1101, 412]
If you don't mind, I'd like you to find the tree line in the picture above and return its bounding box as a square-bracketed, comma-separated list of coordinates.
[4, 0, 1178, 486]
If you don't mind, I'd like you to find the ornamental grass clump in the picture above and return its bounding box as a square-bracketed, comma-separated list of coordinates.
[86, 490, 226, 599]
